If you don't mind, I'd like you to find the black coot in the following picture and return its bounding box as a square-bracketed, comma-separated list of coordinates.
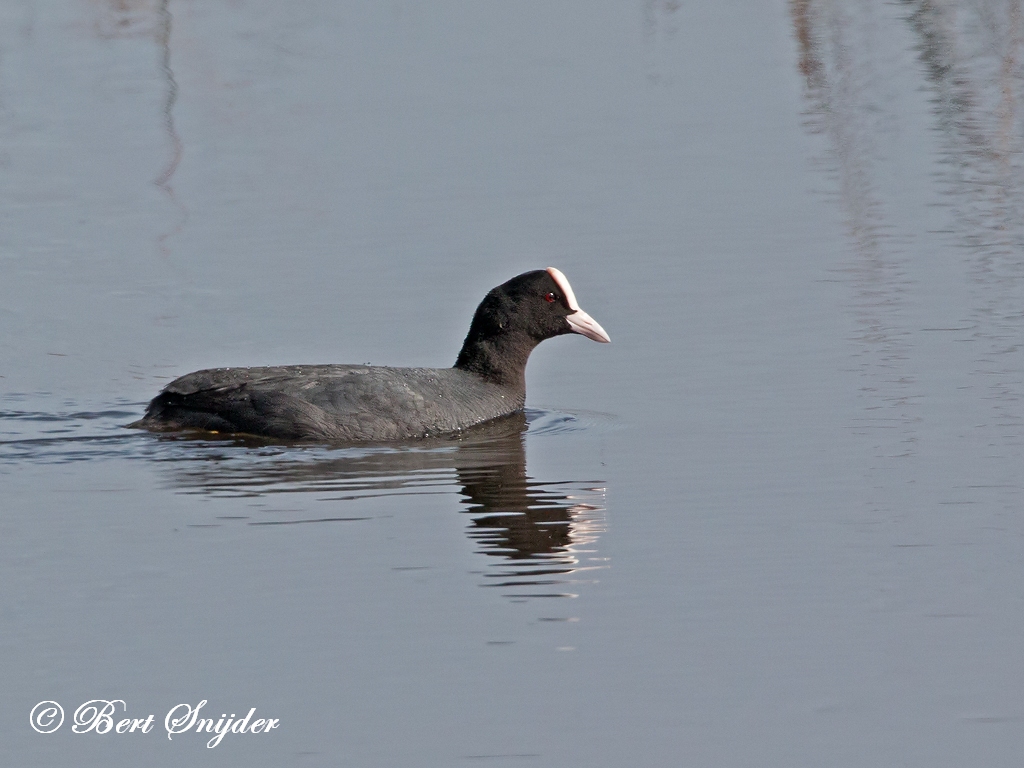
[132, 268, 610, 441]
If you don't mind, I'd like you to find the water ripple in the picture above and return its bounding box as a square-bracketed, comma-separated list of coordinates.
[0, 397, 610, 599]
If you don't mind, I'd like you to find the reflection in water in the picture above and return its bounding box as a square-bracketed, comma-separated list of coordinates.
[789, 0, 920, 461]
[902, 0, 1024, 442]
[0, 403, 607, 600]
[92, 0, 163, 39]
[455, 422, 606, 598]
[643, 0, 682, 85]
[87, 0, 182, 186]
[162, 412, 608, 599]
[790, 0, 1024, 461]
[154, 0, 183, 194]
[91, 0, 186, 253]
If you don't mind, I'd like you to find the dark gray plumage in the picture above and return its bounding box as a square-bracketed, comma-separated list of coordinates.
[131, 268, 609, 441]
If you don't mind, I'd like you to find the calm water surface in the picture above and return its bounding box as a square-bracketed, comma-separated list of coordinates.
[4, 0, 1024, 765]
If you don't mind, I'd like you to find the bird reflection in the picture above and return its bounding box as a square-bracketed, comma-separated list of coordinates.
[156, 411, 607, 599]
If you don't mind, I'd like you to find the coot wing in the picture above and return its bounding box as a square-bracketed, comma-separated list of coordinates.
[143, 365, 512, 441]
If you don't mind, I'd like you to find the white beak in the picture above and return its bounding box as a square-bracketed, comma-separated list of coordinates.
[566, 308, 611, 343]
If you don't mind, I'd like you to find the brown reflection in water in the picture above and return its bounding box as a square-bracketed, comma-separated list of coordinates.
[903, 1, 1024, 238]
[791, 0, 824, 85]
[158, 413, 607, 599]
[789, 0, 918, 460]
[791, 0, 1024, 451]
[905, 0, 1024, 441]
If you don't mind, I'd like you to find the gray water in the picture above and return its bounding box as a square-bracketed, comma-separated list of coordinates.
[4, 0, 1024, 765]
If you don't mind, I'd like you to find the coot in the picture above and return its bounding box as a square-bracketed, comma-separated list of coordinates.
[132, 268, 609, 441]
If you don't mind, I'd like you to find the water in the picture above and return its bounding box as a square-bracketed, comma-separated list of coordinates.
[4, 0, 1024, 765]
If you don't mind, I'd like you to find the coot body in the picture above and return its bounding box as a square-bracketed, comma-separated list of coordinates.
[132, 268, 609, 441]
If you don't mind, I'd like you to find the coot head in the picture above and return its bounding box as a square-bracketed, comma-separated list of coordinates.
[463, 268, 610, 344]
[454, 268, 609, 386]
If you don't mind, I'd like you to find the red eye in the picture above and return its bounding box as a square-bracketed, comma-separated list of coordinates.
[544, 292, 557, 303]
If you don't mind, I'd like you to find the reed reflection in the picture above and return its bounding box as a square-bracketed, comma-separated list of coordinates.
[789, 0, 920, 463]
[91, 0, 180, 180]
[91, 0, 185, 261]
[157, 412, 608, 599]
[790, 0, 1024, 462]
[901, 0, 1024, 441]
